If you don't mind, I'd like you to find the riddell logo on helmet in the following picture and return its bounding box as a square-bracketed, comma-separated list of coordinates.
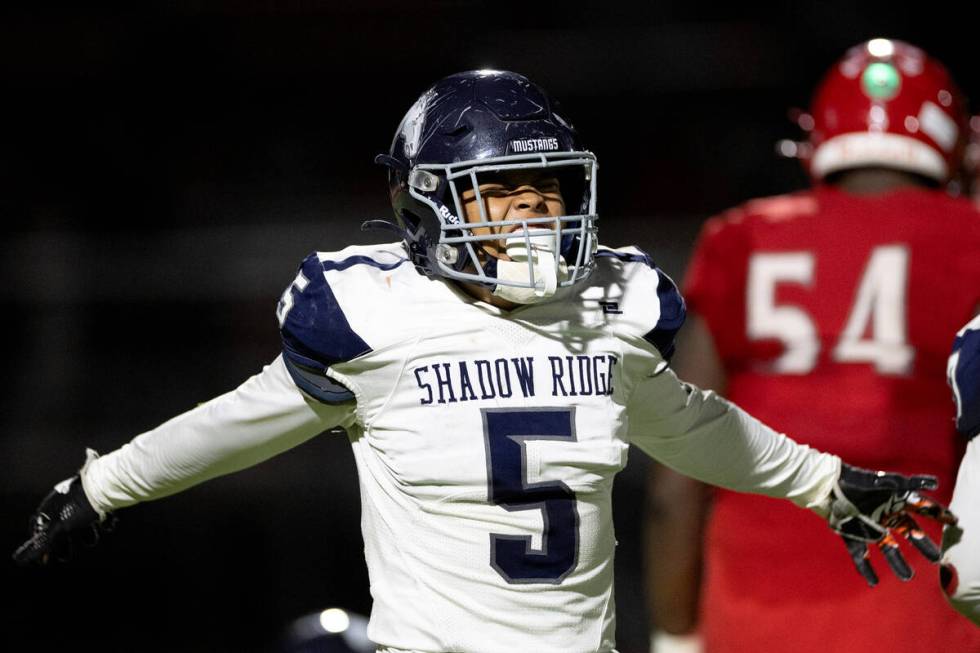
[439, 205, 460, 225]
[510, 138, 560, 153]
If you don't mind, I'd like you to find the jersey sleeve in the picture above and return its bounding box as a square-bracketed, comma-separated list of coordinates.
[80, 355, 355, 516]
[949, 315, 980, 440]
[626, 367, 840, 511]
[595, 247, 687, 361]
[646, 260, 686, 361]
[278, 253, 371, 404]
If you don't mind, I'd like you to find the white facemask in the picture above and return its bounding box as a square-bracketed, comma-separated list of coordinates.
[491, 230, 569, 305]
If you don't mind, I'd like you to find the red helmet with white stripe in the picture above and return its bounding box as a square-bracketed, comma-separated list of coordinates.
[804, 39, 969, 184]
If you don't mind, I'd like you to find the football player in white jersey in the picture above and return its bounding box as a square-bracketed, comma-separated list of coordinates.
[13, 70, 957, 653]
[942, 314, 980, 625]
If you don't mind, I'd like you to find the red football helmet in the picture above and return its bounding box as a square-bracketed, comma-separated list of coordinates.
[802, 38, 969, 184]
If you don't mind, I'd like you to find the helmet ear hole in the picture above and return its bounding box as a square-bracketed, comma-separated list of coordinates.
[445, 124, 472, 139]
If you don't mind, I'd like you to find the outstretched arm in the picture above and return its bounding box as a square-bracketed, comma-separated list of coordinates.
[14, 355, 354, 565]
[81, 355, 353, 513]
[630, 365, 839, 509]
[629, 351, 953, 591]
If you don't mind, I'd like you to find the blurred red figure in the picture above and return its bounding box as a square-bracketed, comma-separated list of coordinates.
[646, 39, 980, 653]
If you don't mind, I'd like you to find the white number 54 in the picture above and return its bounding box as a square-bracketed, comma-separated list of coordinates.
[747, 245, 913, 375]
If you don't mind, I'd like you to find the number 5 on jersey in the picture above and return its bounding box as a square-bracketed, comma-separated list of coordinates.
[747, 244, 913, 375]
[483, 408, 579, 584]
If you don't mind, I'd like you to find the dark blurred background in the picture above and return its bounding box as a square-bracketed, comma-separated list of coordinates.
[3, 3, 979, 651]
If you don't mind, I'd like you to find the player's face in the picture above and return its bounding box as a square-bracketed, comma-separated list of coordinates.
[460, 170, 565, 261]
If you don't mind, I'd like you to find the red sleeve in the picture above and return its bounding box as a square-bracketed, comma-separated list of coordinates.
[682, 210, 752, 362]
[965, 211, 980, 314]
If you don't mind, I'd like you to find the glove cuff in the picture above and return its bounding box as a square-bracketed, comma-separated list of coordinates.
[61, 475, 101, 528]
[78, 448, 109, 521]
[650, 631, 704, 653]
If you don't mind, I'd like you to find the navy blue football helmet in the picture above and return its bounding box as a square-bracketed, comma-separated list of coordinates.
[375, 70, 598, 292]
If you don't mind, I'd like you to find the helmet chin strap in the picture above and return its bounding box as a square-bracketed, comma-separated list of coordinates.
[491, 231, 569, 305]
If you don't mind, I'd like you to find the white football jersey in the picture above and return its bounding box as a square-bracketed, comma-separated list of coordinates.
[83, 241, 838, 653]
[276, 242, 836, 653]
[276, 241, 683, 653]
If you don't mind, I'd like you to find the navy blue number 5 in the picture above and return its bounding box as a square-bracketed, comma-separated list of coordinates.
[482, 407, 579, 584]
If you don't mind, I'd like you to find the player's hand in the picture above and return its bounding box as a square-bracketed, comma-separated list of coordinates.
[12, 475, 112, 566]
[828, 463, 957, 586]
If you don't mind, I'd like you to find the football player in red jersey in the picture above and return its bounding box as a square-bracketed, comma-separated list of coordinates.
[645, 39, 980, 653]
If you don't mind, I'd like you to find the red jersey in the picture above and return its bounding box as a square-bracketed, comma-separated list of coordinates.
[684, 185, 980, 652]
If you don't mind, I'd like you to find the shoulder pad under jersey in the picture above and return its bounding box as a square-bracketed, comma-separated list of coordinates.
[950, 315, 980, 440]
[277, 246, 409, 403]
[594, 246, 686, 360]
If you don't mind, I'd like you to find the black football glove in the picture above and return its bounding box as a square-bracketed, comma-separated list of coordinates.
[828, 463, 957, 587]
[12, 474, 113, 566]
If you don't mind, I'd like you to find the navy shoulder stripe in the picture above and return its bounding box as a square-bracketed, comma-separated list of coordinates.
[952, 325, 980, 440]
[279, 253, 372, 377]
[646, 268, 686, 361]
[321, 254, 408, 273]
[596, 248, 686, 359]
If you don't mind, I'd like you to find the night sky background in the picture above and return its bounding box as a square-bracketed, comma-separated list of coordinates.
[4, 3, 979, 651]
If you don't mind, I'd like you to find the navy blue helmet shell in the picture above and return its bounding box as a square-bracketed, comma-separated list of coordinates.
[375, 69, 598, 290]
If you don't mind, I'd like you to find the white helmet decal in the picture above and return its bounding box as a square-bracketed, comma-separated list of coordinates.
[399, 89, 435, 159]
